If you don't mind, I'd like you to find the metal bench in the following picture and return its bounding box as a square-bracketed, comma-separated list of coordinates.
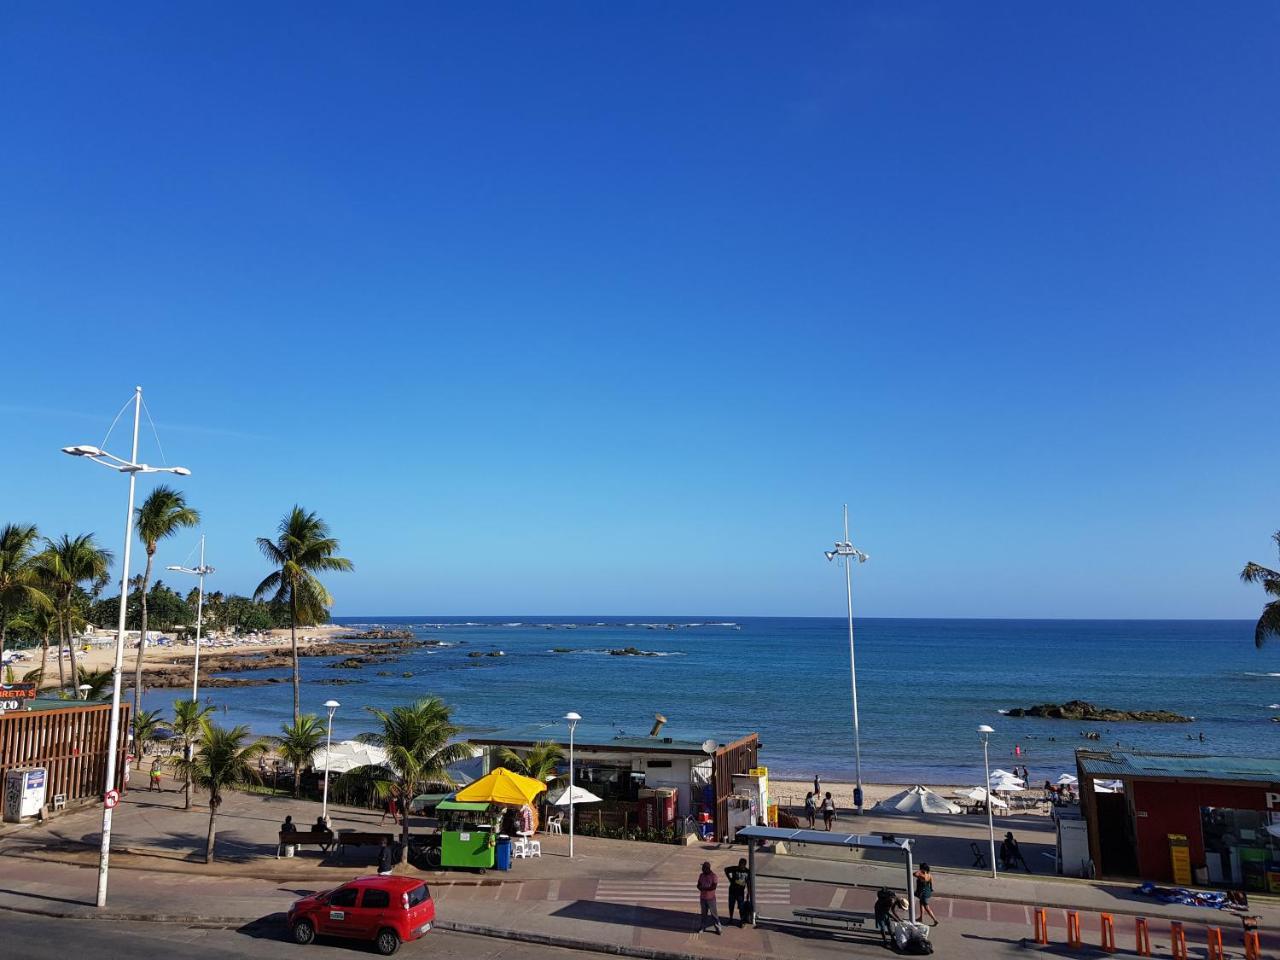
[276, 830, 335, 857]
[792, 908, 870, 930]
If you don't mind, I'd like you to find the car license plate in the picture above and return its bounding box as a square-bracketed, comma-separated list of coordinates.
[414, 921, 433, 935]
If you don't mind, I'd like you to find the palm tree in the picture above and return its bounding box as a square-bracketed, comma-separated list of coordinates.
[1242, 530, 1280, 648]
[278, 714, 326, 798]
[496, 740, 564, 782]
[0, 523, 52, 663]
[76, 666, 113, 700]
[132, 708, 168, 759]
[35, 534, 112, 690]
[132, 487, 200, 719]
[254, 507, 352, 725]
[171, 721, 268, 863]
[6, 604, 57, 690]
[349, 697, 471, 862]
[171, 698, 215, 810]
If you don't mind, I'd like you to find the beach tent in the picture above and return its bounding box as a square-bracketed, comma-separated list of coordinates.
[455, 768, 548, 806]
[548, 784, 603, 806]
[958, 787, 1009, 809]
[874, 785, 962, 816]
[312, 740, 389, 775]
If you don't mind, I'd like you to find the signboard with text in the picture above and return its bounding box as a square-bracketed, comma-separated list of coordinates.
[0, 682, 37, 712]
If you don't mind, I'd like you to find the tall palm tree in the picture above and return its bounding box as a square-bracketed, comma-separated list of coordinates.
[34, 534, 112, 690]
[278, 714, 326, 798]
[254, 507, 352, 725]
[171, 698, 215, 810]
[171, 721, 268, 863]
[132, 487, 200, 719]
[497, 740, 565, 824]
[349, 697, 471, 862]
[0, 523, 52, 663]
[6, 604, 57, 690]
[1242, 530, 1280, 649]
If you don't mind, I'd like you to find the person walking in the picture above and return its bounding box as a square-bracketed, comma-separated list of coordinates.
[813, 773, 821, 797]
[913, 863, 939, 926]
[803, 791, 817, 828]
[696, 861, 721, 934]
[724, 857, 750, 926]
[149, 757, 163, 792]
[380, 796, 400, 825]
[820, 791, 836, 831]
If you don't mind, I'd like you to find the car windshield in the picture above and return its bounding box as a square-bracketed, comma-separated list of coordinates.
[405, 883, 430, 907]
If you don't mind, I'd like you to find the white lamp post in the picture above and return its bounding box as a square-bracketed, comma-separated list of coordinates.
[62, 385, 190, 908]
[565, 711, 580, 859]
[979, 724, 997, 879]
[322, 699, 340, 823]
[167, 534, 214, 702]
[824, 504, 869, 813]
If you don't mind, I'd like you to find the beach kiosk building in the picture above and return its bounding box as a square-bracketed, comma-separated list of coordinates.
[1077, 749, 1280, 891]
[470, 721, 760, 838]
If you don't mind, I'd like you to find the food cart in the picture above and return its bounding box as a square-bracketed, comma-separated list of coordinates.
[408, 799, 497, 870]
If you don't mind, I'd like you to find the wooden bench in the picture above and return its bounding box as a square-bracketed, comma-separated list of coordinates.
[277, 830, 335, 857]
[335, 831, 397, 858]
[792, 908, 870, 930]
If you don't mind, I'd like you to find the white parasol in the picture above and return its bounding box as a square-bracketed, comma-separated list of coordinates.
[958, 787, 1009, 809]
[874, 785, 962, 816]
[549, 784, 603, 806]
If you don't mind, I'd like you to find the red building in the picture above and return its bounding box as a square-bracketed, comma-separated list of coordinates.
[1078, 750, 1280, 891]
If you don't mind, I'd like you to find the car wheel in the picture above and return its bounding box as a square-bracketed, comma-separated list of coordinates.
[375, 928, 401, 955]
[291, 919, 315, 945]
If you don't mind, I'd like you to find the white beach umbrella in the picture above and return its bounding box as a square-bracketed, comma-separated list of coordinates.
[875, 785, 962, 816]
[312, 740, 389, 775]
[1055, 773, 1078, 786]
[549, 784, 603, 806]
[957, 786, 1009, 809]
[990, 778, 1026, 793]
[989, 769, 1017, 779]
[1093, 779, 1124, 793]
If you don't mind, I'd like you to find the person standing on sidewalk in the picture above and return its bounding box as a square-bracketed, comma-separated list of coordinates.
[820, 791, 836, 830]
[696, 861, 721, 934]
[724, 858, 750, 926]
[377, 837, 395, 876]
[804, 791, 817, 828]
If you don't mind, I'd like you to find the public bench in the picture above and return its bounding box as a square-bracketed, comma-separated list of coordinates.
[335, 830, 397, 858]
[277, 829, 335, 857]
[792, 908, 870, 930]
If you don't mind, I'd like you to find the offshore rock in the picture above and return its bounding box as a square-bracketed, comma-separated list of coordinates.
[1004, 700, 1192, 723]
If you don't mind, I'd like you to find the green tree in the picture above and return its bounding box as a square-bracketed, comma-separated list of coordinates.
[278, 714, 326, 798]
[34, 534, 112, 690]
[1242, 530, 1280, 648]
[349, 697, 471, 862]
[254, 507, 352, 725]
[75, 666, 113, 700]
[171, 698, 215, 810]
[171, 722, 268, 863]
[132, 708, 167, 758]
[6, 604, 57, 690]
[0, 523, 52, 663]
[132, 487, 200, 720]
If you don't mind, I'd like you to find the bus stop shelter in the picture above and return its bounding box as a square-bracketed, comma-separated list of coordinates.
[734, 825, 918, 924]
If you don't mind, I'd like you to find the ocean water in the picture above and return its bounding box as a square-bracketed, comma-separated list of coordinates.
[143, 617, 1280, 784]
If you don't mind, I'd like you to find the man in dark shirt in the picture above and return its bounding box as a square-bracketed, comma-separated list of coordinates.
[724, 857, 750, 926]
[378, 837, 395, 875]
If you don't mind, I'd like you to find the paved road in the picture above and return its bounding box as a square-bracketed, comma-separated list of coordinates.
[0, 910, 593, 960]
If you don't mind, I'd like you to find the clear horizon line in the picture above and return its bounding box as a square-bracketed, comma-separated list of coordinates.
[329, 613, 1257, 623]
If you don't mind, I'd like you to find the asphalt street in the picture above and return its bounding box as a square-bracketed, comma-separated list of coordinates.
[0, 910, 602, 960]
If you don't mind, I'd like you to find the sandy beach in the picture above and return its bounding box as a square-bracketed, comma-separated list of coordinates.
[33, 624, 350, 688]
[770, 778, 1050, 817]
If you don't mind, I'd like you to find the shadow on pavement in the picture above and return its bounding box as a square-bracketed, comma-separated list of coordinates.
[0, 886, 89, 907]
[235, 912, 289, 940]
[552, 899, 698, 933]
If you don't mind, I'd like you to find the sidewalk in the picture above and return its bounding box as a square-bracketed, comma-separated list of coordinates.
[1, 780, 1275, 960]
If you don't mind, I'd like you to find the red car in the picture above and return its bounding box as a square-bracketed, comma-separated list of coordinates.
[288, 875, 435, 955]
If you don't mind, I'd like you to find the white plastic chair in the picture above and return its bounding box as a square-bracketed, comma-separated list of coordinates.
[546, 814, 563, 834]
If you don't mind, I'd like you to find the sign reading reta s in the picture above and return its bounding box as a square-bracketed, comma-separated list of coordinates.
[0, 682, 38, 712]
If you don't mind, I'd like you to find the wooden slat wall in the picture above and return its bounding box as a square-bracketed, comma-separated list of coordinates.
[0, 703, 130, 818]
[712, 733, 760, 837]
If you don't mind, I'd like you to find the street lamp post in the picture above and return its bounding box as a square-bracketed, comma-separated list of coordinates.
[824, 504, 869, 813]
[979, 724, 997, 879]
[167, 535, 214, 702]
[322, 699, 340, 824]
[565, 711, 580, 859]
[62, 385, 190, 908]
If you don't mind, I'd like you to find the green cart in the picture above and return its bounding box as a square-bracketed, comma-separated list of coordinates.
[408, 799, 496, 870]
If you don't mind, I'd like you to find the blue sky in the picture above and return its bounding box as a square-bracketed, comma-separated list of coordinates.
[1, 3, 1276, 618]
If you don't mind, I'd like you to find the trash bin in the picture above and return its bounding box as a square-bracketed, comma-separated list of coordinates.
[494, 835, 513, 871]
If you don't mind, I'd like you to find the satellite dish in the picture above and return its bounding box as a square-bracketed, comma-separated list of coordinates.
[702, 738, 718, 755]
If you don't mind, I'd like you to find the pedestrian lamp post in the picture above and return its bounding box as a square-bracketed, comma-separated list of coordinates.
[824, 504, 869, 813]
[62, 385, 190, 909]
[78, 684, 92, 700]
[322, 699, 340, 823]
[166, 534, 214, 702]
[979, 724, 997, 879]
[565, 711, 580, 859]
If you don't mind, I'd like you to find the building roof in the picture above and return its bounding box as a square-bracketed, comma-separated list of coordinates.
[4, 697, 116, 715]
[734, 826, 914, 852]
[469, 722, 726, 756]
[1077, 750, 1280, 784]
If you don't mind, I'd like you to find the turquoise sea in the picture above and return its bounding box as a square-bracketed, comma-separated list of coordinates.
[143, 617, 1279, 784]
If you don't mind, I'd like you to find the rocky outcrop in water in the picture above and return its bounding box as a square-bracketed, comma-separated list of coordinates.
[1004, 700, 1192, 723]
[339, 629, 416, 640]
[608, 647, 659, 657]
